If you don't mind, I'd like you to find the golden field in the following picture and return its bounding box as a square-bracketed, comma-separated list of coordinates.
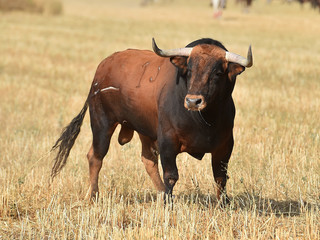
[0, 0, 319, 238]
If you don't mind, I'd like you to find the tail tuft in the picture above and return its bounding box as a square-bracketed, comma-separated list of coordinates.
[51, 101, 88, 179]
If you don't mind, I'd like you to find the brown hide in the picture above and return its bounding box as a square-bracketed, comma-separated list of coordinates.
[92, 49, 176, 140]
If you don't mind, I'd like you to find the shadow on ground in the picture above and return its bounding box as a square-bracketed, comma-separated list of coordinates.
[122, 190, 319, 217]
[177, 191, 319, 217]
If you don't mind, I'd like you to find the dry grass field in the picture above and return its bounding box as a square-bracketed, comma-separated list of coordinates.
[0, 0, 319, 238]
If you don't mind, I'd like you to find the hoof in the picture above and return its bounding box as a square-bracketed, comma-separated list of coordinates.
[90, 192, 99, 202]
[163, 193, 175, 206]
[219, 195, 230, 208]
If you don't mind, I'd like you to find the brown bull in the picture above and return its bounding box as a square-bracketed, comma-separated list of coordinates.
[51, 38, 253, 204]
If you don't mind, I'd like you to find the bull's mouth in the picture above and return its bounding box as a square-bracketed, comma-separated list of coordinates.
[184, 94, 207, 111]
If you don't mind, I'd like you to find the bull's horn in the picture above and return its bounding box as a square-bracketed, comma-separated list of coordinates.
[152, 38, 193, 57]
[225, 45, 253, 68]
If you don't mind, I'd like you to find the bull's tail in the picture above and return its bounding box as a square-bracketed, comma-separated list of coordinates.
[51, 100, 89, 179]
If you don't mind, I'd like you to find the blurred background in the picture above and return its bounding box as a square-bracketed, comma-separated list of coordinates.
[0, 0, 319, 238]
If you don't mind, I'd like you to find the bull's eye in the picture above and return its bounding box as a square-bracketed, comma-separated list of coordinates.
[216, 70, 223, 77]
[210, 69, 223, 79]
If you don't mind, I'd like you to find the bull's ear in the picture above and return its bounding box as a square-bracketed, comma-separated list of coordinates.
[228, 63, 245, 82]
[170, 56, 188, 76]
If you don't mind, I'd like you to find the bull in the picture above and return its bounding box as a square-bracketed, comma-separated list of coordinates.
[51, 38, 253, 204]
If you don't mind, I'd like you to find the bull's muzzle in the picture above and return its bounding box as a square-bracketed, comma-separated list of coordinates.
[184, 94, 206, 111]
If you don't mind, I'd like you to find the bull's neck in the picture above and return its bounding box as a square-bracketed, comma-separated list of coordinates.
[201, 96, 234, 125]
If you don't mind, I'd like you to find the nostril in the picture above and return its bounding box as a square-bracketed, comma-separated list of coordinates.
[186, 97, 203, 108]
[195, 98, 202, 106]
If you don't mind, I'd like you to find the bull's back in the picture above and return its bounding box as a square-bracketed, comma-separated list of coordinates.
[92, 49, 176, 139]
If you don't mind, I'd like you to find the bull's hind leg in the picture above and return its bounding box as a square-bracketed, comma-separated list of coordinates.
[139, 134, 165, 192]
[87, 107, 117, 199]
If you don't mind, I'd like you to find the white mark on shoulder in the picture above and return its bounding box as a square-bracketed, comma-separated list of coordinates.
[100, 86, 119, 92]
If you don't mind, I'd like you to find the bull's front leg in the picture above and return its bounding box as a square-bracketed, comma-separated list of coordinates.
[158, 136, 179, 200]
[211, 136, 234, 207]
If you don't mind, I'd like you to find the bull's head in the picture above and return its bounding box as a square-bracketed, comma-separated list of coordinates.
[152, 38, 253, 111]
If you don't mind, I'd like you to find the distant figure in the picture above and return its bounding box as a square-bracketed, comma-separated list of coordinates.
[211, 0, 226, 18]
[297, 0, 320, 11]
[236, 0, 253, 13]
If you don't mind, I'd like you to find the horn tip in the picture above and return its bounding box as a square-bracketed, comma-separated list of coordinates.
[152, 37, 161, 56]
[247, 45, 253, 68]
